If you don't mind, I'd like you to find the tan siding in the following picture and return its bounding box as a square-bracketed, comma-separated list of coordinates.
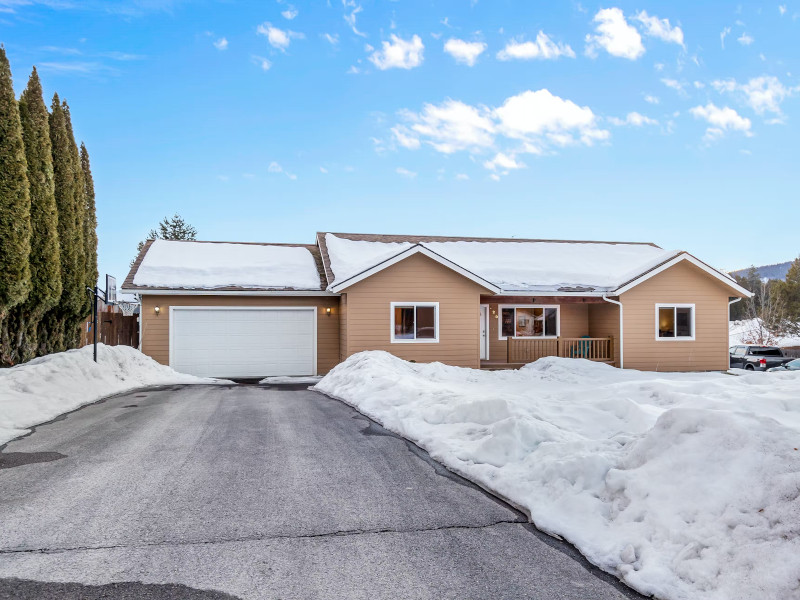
[620, 261, 733, 371]
[339, 293, 348, 362]
[344, 254, 489, 368]
[486, 302, 591, 362]
[140, 295, 340, 375]
[588, 303, 621, 366]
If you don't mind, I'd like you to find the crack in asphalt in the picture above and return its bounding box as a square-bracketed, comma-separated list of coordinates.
[0, 518, 527, 557]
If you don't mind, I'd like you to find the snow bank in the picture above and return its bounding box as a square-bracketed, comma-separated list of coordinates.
[315, 351, 800, 600]
[730, 318, 800, 347]
[133, 239, 322, 290]
[0, 344, 222, 446]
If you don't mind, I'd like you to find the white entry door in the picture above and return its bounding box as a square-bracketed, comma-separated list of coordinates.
[170, 307, 316, 378]
[480, 305, 489, 360]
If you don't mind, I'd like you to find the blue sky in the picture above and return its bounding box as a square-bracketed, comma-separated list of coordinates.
[2, 0, 799, 283]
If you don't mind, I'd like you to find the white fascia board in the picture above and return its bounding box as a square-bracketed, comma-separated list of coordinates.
[329, 245, 502, 294]
[120, 288, 339, 297]
[613, 254, 754, 297]
[498, 290, 609, 297]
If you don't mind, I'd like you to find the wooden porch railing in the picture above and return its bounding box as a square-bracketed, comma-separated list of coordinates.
[507, 337, 614, 363]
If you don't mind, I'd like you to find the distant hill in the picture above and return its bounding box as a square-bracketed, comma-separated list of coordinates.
[731, 261, 793, 281]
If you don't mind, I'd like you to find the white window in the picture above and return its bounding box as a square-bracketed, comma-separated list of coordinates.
[655, 304, 695, 340]
[390, 302, 439, 343]
[499, 305, 559, 339]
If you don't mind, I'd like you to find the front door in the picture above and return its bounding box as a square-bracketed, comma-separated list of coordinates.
[480, 305, 489, 360]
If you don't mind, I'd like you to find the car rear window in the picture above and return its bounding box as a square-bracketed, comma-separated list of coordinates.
[749, 348, 783, 356]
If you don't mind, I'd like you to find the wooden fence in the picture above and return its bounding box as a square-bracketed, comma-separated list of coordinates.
[80, 313, 139, 349]
[508, 337, 614, 364]
[784, 347, 800, 359]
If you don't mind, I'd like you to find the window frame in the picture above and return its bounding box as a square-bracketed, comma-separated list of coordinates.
[654, 303, 696, 341]
[390, 302, 440, 344]
[497, 305, 560, 340]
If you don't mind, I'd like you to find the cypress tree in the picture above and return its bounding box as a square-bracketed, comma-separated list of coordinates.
[0, 47, 32, 362]
[46, 94, 82, 352]
[11, 67, 62, 362]
[80, 143, 98, 303]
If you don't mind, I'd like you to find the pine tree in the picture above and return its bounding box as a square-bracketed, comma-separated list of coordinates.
[131, 213, 197, 266]
[0, 47, 32, 361]
[80, 143, 98, 304]
[45, 94, 82, 352]
[777, 257, 800, 328]
[10, 67, 62, 362]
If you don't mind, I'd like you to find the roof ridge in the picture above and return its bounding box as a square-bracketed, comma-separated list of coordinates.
[318, 231, 661, 247]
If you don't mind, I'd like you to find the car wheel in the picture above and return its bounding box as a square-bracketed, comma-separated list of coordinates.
[745, 364, 755, 371]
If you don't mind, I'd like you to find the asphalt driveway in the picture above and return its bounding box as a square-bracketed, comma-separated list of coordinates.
[0, 384, 644, 600]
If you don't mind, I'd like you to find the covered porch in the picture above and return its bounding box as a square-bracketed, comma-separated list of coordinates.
[479, 295, 620, 369]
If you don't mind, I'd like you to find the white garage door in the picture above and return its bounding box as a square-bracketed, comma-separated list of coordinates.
[170, 307, 316, 378]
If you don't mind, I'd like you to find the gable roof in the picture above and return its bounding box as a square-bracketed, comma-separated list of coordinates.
[318, 232, 690, 295]
[122, 239, 328, 293]
[327, 244, 502, 293]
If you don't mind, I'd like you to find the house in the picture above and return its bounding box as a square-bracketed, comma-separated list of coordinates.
[121, 232, 752, 378]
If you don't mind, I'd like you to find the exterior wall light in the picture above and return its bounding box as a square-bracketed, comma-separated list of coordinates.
[325, 307, 332, 316]
[154, 305, 161, 316]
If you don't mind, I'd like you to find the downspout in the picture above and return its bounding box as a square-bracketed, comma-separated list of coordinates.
[602, 295, 623, 369]
[728, 297, 742, 319]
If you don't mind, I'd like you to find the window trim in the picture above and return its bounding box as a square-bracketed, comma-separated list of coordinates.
[655, 303, 696, 341]
[497, 305, 560, 340]
[390, 302, 440, 344]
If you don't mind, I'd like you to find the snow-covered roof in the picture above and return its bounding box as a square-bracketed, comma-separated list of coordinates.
[127, 239, 324, 291]
[321, 233, 681, 294]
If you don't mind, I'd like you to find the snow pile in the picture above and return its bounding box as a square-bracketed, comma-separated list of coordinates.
[0, 344, 222, 446]
[315, 351, 800, 600]
[730, 318, 800, 347]
[133, 239, 322, 290]
[324, 233, 678, 292]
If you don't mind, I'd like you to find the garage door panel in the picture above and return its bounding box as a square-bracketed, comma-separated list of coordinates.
[170, 308, 316, 378]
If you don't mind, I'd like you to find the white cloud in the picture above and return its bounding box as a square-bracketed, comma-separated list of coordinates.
[343, 0, 366, 37]
[391, 89, 608, 170]
[497, 31, 575, 61]
[779, 4, 787, 15]
[319, 166, 328, 174]
[712, 75, 797, 118]
[213, 37, 228, 50]
[257, 22, 303, 51]
[661, 78, 686, 95]
[644, 94, 660, 104]
[609, 111, 658, 126]
[633, 11, 684, 46]
[391, 125, 422, 149]
[251, 55, 272, 71]
[268, 161, 297, 179]
[737, 32, 754, 45]
[369, 34, 424, 70]
[455, 173, 469, 180]
[396, 167, 417, 178]
[401, 99, 494, 153]
[323, 33, 339, 45]
[443, 38, 487, 66]
[585, 8, 644, 60]
[690, 103, 752, 141]
[483, 152, 525, 171]
[281, 6, 298, 20]
[720, 27, 731, 49]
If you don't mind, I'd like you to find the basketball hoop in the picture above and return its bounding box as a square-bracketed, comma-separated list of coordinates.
[117, 302, 139, 316]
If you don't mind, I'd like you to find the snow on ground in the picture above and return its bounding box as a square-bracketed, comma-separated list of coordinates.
[0, 344, 223, 447]
[730, 318, 800, 347]
[315, 351, 800, 600]
[259, 375, 322, 384]
[133, 239, 322, 290]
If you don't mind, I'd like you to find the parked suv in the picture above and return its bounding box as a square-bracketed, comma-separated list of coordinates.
[729, 345, 793, 371]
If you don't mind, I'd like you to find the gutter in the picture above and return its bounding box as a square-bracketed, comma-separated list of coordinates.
[602, 295, 624, 369]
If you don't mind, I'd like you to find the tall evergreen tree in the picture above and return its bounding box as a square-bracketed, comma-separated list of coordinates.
[80, 143, 98, 302]
[9, 67, 62, 363]
[45, 94, 82, 352]
[777, 257, 800, 327]
[62, 102, 88, 347]
[131, 213, 197, 266]
[0, 47, 32, 360]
